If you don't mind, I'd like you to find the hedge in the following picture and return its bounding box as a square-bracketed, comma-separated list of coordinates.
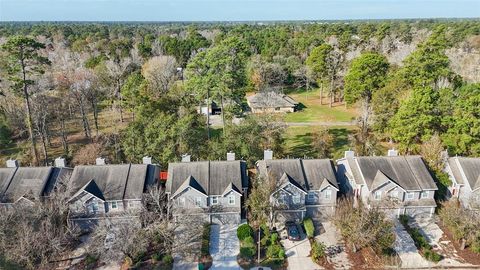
[399, 215, 442, 263]
[201, 224, 211, 257]
[303, 218, 315, 238]
[311, 240, 326, 262]
[237, 224, 254, 241]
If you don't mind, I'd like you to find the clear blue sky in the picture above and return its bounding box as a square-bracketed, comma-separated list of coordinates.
[1, 0, 479, 21]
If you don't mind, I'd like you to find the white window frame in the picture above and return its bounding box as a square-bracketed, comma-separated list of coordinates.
[324, 189, 332, 200]
[390, 190, 398, 198]
[374, 190, 381, 200]
[307, 191, 316, 202]
[210, 196, 218, 205]
[421, 191, 429, 199]
[406, 192, 415, 200]
[111, 201, 118, 209]
[293, 195, 301, 204]
[228, 195, 235, 205]
[195, 197, 202, 206]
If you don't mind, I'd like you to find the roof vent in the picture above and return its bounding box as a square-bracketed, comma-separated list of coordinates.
[344, 150, 355, 158]
[54, 157, 66, 168]
[142, 156, 152, 165]
[264, 149, 273, 160]
[6, 159, 19, 168]
[387, 148, 398, 157]
[181, 154, 191, 163]
[227, 152, 235, 161]
[95, 157, 106, 166]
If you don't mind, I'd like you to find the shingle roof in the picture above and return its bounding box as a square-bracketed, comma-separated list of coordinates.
[247, 91, 298, 109]
[346, 156, 437, 191]
[69, 164, 157, 201]
[1, 167, 54, 203]
[257, 159, 339, 191]
[166, 160, 248, 196]
[449, 157, 480, 191]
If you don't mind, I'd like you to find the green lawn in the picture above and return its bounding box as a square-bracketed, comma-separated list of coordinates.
[283, 126, 356, 160]
[284, 89, 357, 123]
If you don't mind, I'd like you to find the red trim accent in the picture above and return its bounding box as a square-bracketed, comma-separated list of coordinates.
[160, 171, 168, 181]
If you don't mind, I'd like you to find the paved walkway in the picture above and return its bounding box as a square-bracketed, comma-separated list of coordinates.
[281, 228, 321, 270]
[314, 221, 351, 269]
[285, 121, 356, 127]
[210, 224, 241, 270]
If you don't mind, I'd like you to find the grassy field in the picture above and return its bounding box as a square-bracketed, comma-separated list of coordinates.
[284, 88, 357, 123]
[283, 125, 356, 160]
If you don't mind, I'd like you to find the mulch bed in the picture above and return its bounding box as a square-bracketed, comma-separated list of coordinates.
[438, 222, 480, 266]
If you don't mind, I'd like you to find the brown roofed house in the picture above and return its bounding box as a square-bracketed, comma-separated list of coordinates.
[247, 91, 298, 113]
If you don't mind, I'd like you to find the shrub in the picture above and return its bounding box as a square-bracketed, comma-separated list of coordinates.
[201, 224, 211, 257]
[311, 241, 326, 262]
[237, 224, 254, 241]
[240, 246, 256, 259]
[266, 244, 283, 259]
[409, 228, 430, 250]
[399, 215, 409, 226]
[424, 249, 442, 262]
[162, 255, 174, 265]
[303, 218, 315, 238]
[244, 236, 255, 246]
[278, 249, 286, 259]
[271, 232, 279, 243]
[151, 253, 161, 262]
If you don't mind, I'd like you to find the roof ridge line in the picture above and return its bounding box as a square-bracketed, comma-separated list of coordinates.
[122, 163, 132, 201]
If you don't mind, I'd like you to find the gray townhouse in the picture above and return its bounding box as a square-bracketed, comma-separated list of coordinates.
[165, 153, 248, 225]
[67, 157, 160, 219]
[444, 156, 480, 209]
[0, 158, 72, 207]
[336, 149, 438, 217]
[256, 150, 339, 223]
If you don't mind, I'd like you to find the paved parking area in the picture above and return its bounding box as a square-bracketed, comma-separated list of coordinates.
[314, 221, 351, 269]
[210, 224, 241, 270]
[281, 227, 321, 270]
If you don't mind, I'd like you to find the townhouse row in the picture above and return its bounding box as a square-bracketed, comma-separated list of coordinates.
[0, 150, 479, 225]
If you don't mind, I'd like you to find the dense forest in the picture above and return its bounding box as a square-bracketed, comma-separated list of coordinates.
[0, 20, 479, 170]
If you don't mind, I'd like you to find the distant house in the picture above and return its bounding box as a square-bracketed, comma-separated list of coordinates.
[247, 91, 298, 113]
[336, 150, 438, 218]
[444, 156, 480, 209]
[256, 150, 339, 223]
[165, 153, 248, 224]
[67, 157, 160, 219]
[0, 158, 72, 207]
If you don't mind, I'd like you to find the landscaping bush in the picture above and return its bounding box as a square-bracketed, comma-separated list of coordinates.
[303, 218, 315, 238]
[201, 224, 211, 257]
[424, 249, 442, 262]
[399, 214, 409, 226]
[266, 244, 283, 259]
[278, 249, 286, 259]
[311, 241, 326, 262]
[162, 254, 174, 265]
[237, 224, 254, 241]
[151, 253, 161, 262]
[271, 232, 279, 243]
[240, 246, 256, 259]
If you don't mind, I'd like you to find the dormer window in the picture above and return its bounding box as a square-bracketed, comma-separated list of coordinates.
[421, 191, 429, 199]
[111, 201, 117, 209]
[324, 189, 332, 200]
[293, 195, 301, 204]
[195, 197, 202, 206]
[228, 195, 235, 205]
[211, 196, 218, 205]
[307, 191, 316, 202]
[406, 192, 415, 200]
[374, 191, 381, 200]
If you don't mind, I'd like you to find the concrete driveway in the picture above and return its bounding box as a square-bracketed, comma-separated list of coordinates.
[315, 221, 351, 269]
[281, 227, 321, 270]
[209, 224, 241, 270]
[410, 217, 472, 268]
[393, 220, 432, 268]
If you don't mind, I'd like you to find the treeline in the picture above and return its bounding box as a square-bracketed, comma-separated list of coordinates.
[0, 20, 479, 167]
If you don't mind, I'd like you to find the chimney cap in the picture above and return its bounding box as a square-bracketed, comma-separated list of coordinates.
[181, 154, 191, 162]
[54, 157, 66, 168]
[264, 149, 273, 160]
[142, 156, 153, 165]
[344, 150, 355, 158]
[6, 159, 19, 168]
[95, 157, 106, 166]
[387, 148, 398, 157]
[227, 152, 235, 161]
